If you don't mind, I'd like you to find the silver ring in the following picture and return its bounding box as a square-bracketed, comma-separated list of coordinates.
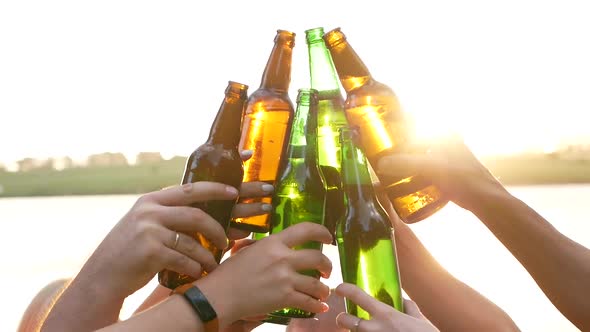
[172, 232, 180, 249]
[352, 317, 362, 332]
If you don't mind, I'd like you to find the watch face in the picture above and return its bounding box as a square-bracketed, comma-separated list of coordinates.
[184, 285, 218, 322]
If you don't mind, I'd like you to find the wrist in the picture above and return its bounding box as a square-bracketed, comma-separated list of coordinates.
[468, 183, 515, 217]
[194, 277, 238, 329]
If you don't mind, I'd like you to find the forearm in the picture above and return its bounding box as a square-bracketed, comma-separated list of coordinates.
[473, 189, 590, 330]
[97, 295, 205, 332]
[41, 274, 125, 332]
[395, 224, 519, 331]
[132, 285, 170, 315]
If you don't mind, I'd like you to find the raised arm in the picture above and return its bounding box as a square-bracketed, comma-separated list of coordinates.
[96, 222, 334, 332]
[377, 136, 590, 330]
[376, 189, 520, 331]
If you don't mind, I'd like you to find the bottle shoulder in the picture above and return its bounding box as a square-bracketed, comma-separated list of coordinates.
[184, 144, 243, 185]
[248, 88, 293, 105]
[345, 81, 402, 112]
[341, 200, 391, 230]
[190, 144, 242, 164]
[275, 161, 327, 194]
[346, 80, 396, 99]
[245, 89, 295, 115]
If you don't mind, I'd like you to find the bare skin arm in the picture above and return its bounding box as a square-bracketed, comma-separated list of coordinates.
[377, 136, 590, 331]
[376, 190, 520, 332]
[471, 188, 590, 330]
[97, 222, 333, 332]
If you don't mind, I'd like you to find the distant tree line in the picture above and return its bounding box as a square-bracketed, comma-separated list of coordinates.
[10, 152, 178, 172]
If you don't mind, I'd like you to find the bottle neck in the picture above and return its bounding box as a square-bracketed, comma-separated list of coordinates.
[326, 37, 373, 92]
[286, 101, 309, 157]
[207, 92, 247, 147]
[260, 39, 294, 92]
[304, 104, 320, 169]
[340, 138, 376, 203]
[308, 39, 342, 98]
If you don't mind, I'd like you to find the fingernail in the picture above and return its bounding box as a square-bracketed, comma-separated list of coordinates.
[241, 150, 253, 157]
[261, 184, 274, 193]
[321, 302, 329, 313]
[226, 186, 239, 195]
[261, 203, 273, 212]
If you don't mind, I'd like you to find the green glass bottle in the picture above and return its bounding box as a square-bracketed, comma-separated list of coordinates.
[336, 127, 404, 318]
[251, 232, 268, 240]
[306, 27, 347, 244]
[269, 88, 327, 320]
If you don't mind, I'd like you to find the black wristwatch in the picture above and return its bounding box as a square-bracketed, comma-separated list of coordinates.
[172, 284, 219, 332]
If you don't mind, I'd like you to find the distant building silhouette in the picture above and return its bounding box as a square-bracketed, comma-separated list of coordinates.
[17, 158, 36, 172]
[53, 156, 74, 170]
[87, 152, 128, 167]
[136, 152, 163, 164]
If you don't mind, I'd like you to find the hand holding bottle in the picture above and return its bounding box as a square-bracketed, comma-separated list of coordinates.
[376, 135, 507, 214]
[194, 222, 334, 328]
[335, 283, 439, 332]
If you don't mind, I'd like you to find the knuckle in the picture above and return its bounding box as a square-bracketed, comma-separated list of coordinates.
[135, 194, 152, 206]
[131, 204, 158, 223]
[144, 240, 162, 262]
[273, 266, 292, 285]
[136, 221, 159, 240]
[268, 248, 288, 262]
[173, 253, 191, 267]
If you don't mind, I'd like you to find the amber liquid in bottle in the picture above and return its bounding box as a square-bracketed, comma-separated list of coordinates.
[158, 81, 248, 289]
[231, 30, 296, 233]
[324, 28, 448, 223]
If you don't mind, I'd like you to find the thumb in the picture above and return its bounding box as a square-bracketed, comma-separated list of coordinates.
[403, 298, 426, 319]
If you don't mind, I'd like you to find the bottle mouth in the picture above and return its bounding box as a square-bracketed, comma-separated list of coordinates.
[275, 29, 296, 48]
[305, 27, 325, 44]
[323, 27, 346, 49]
[226, 81, 249, 98]
[296, 88, 319, 104]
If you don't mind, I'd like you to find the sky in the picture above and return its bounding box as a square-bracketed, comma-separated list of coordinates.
[1, 0, 589, 168]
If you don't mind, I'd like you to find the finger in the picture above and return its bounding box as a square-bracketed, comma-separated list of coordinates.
[290, 249, 333, 279]
[238, 181, 274, 198]
[163, 230, 217, 273]
[231, 202, 273, 219]
[145, 182, 239, 207]
[158, 206, 228, 250]
[240, 149, 253, 161]
[293, 274, 331, 301]
[335, 283, 387, 317]
[227, 227, 251, 240]
[160, 247, 203, 279]
[336, 313, 368, 331]
[287, 292, 328, 315]
[230, 239, 256, 255]
[276, 222, 333, 248]
[403, 298, 425, 319]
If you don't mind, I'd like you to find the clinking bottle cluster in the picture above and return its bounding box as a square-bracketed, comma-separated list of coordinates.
[158, 26, 449, 324]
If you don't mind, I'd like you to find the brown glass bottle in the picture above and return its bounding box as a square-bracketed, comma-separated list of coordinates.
[323, 28, 448, 224]
[158, 81, 248, 289]
[230, 30, 296, 233]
